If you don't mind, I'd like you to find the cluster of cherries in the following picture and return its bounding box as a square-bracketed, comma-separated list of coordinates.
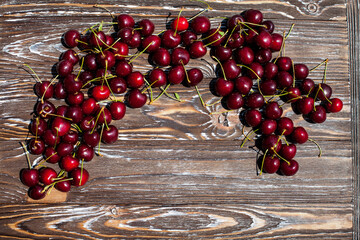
[20, 6, 343, 200]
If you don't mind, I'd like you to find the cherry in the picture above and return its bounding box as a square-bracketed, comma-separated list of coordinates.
[67, 91, 84, 106]
[96, 108, 112, 125]
[243, 29, 258, 45]
[262, 155, 280, 174]
[62, 130, 79, 145]
[63, 74, 82, 94]
[186, 68, 203, 86]
[314, 83, 332, 101]
[205, 28, 226, 47]
[264, 102, 283, 120]
[105, 35, 114, 46]
[276, 71, 293, 89]
[262, 134, 282, 154]
[189, 41, 207, 59]
[81, 98, 99, 115]
[56, 142, 74, 157]
[124, 30, 142, 48]
[28, 185, 46, 200]
[117, 14, 135, 30]
[213, 46, 232, 62]
[108, 102, 126, 120]
[181, 31, 197, 46]
[88, 30, 106, 48]
[142, 35, 161, 52]
[80, 116, 96, 132]
[276, 117, 294, 136]
[270, 33, 283, 52]
[300, 78, 315, 95]
[260, 119, 277, 135]
[29, 118, 47, 137]
[190, 16, 211, 34]
[234, 76, 253, 95]
[101, 125, 119, 144]
[227, 14, 244, 31]
[138, 19, 155, 36]
[297, 97, 314, 115]
[96, 50, 116, 68]
[76, 144, 94, 162]
[264, 62, 278, 79]
[83, 130, 100, 147]
[55, 179, 71, 192]
[148, 68, 167, 87]
[28, 138, 45, 155]
[20, 168, 39, 187]
[225, 31, 244, 49]
[247, 62, 264, 79]
[285, 87, 301, 103]
[222, 59, 240, 80]
[171, 47, 190, 66]
[70, 167, 89, 187]
[260, 20, 275, 33]
[171, 16, 189, 32]
[39, 167, 57, 186]
[42, 129, 61, 147]
[66, 106, 83, 124]
[309, 105, 327, 123]
[245, 92, 265, 109]
[255, 30, 272, 49]
[294, 63, 309, 80]
[151, 48, 171, 66]
[168, 66, 185, 85]
[235, 46, 254, 65]
[255, 48, 272, 64]
[276, 57, 292, 71]
[56, 60, 73, 77]
[92, 85, 111, 101]
[260, 80, 277, 95]
[127, 89, 147, 108]
[279, 144, 297, 160]
[51, 117, 71, 137]
[325, 98, 343, 113]
[280, 159, 299, 176]
[244, 9, 263, 24]
[60, 155, 80, 172]
[115, 60, 133, 77]
[63, 29, 80, 48]
[244, 109, 262, 127]
[84, 53, 98, 71]
[161, 30, 181, 49]
[44, 147, 60, 164]
[54, 82, 67, 99]
[291, 126, 308, 144]
[35, 100, 56, 119]
[225, 92, 244, 109]
[35, 81, 54, 100]
[109, 77, 127, 94]
[214, 78, 234, 97]
[111, 42, 129, 60]
[60, 49, 79, 65]
[56, 105, 68, 117]
[127, 71, 145, 88]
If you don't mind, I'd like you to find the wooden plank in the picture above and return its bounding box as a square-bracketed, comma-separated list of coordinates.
[0, 204, 352, 239]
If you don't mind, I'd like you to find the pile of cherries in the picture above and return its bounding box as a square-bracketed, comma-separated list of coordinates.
[20, 7, 343, 200]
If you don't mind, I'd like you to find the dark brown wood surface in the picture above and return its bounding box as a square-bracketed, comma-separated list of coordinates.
[0, 0, 358, 239]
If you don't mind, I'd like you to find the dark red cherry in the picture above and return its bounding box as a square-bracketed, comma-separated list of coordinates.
[262, 155, 280, 174]
[276, 57, 292, 71]
[297, 97, 314, 115]
[244, 9, 263, 24]
[56, 60, 73, 77]
[227, 14, 244, 31]
[280, 159, 299, 176]
[28, 185, 46, 200]
[291, 127, 308, 144]
[138, 19, 155, 36]
[171, 16, 189, 32]
[260, 80, 277, 95]
[213, 46, 232, 62]
[62, 130, 79, 145]
[151, 48, 171, 66]
[276, 71, 293, 89]
[222, 59, 240, 80]
[325, 98, 343, 113]
[96, 108, 112, 126]
[101, 125, 118, 144]
[294, 63, 309, 80]
[127, 89, 147, 108]
[314, 83, 332, 101]
[148, 68, 167, 87]
[111, 42, 129, 60]
[83, 53, 98, 71]
[109, 101, 126, 120]
[264, 62, 278, 80]
[70, 167, 89, 186]
[55, 179, 71, 192]
[205, 28, 226, 47]
[161, 30, 181, 49]
[56, 142, 73, 157]
[186, 68, 203, 86]
[63, 29, 80, 48]
[92, 85, 111, 101]
[270, 33, 283, 52]
[226, 92, 244, 109]
[60, 49, 79, 65]
[171, 47, 190, 66]
[39, 167, 57, 185]
[262, 134, 282, 154]
[168, 66, 185, 85]
[279, 144, 297, 160]
[214, 78, 234, 97]
[115, 60, 132, 78]
[309, 105, 327, 123]
[63, 74, 82, 94]
[255, 48, 272, 64]
[300, 78, 315, 95]
[244, 109, 262, 127]
[56, 105, 68, 117]
[29, 118, 47, 136]
[60, 155, 79, 172]
[88, 30, 106, 48]
[260, 119, 277, 135]
[247, 62, 264, 79]
[255, 30, 272, 49]
[264, 102, 283, 120]
[35, 100, 56, 119]
[109, 77, 127, 94]
[246, 93, 265, 109]
[28, 138, 45, 155]
[35, 81, 54, 100]
[142, 35, 161, 52]
[127, 71, 145, 89]
[66, 106, 83, 124]
[117, 14, 135, 30]
[181, 31, 197, 46]
[81, 98, 98, 115]
[42, 129, 61, 147]
[260, 20, 275, 33]
[44, 147, 60, 164]
[96, 50, 116, 68]
[67, 91, 84, 106]
[189, 41, 207, 59]
[235, 46, 254, 65]
[190, 16, 211, 34]
[234, 76, 253, 95]
[54, 82, 67, 99]
[80, 116, 96, 132]
[20, 168, 39, 187]
[285, 87, 301, 103]
[83, 130, 100, 147]
[76, 144, 94, 162]
[51, 117, 71, 137]
[276, 117, 294, 136]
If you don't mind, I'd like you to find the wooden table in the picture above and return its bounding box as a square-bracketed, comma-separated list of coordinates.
[0, 0, 359, 239]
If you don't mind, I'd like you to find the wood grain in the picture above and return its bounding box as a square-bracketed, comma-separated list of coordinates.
[0, 0, 357, 239]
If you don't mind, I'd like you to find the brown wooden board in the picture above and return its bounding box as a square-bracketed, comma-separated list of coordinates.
[0, 0, 358, 239]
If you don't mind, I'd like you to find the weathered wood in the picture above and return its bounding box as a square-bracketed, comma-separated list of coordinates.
[0, 204, 353, 239]
[0, 0, 357, 238]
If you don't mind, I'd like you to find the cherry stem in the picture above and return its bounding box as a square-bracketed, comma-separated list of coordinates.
[105, 37, 122, 51]
[310, 58, 328, 72]
[151, 83, 169, 103]
[181, 61, 191, 84]
[308, 138, 322, 157]
[240, 128, 258, 148]
[174, 7, 184, 36]
[91, 106, 105, 134]
[284, 23, 295, 40]
[24, 64, 42, 83]
[291, 59, 296, 87]
[205, 98, 222, 107]
[75, 57, 85, 81]
[322, 58, 328, 84]
[212, 56, 227, 81]
[224, 22, 242, 47]
[195, 86, 206, 107]
[98, 124, 105, 157]
[188, 1, 212, 22]
[274, 31, 287, 62]
[259, 149, 269, 176]
[41, 75, 59, 104]
[80, 159, 84, 186]
[20, 142, 32, 169]
[210, 109, 234, 115]
[198, 23, 222, 42]
[204, 29, 228, 47]
[159, 85, 184, 102]
[273, 151, 290, 165]
[94, 4, 115, 19]
[129, 41, 154, 64]
[142, 78, 158, 94]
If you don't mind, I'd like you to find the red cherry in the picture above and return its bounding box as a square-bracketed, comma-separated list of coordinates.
[101, 125, 119, 144]
[262, 155, 280, 174]
[70, 167, 89, 186]
[55, 179, 71, 192]
[28, 185, 46, 200]
[92, 85, 111, 101]
[20, 168, 39, 187]
[291, 127, 308, 144]
[63, 29, 80, 48]
[280, 159, 299, 176]
[109, 102, 126, 120]
[60, 155, 80, 172]
[325, 98, 343, 113]
[39, 167, 57, 185]
[171, 16, 189, 32]
[127, 89, 147, 108]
